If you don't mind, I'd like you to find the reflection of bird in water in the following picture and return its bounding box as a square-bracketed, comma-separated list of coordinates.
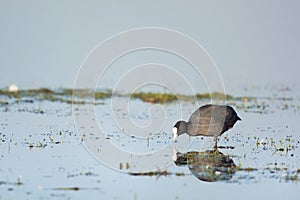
[173, 148, 236, 182]
[173, 104, 241, 150]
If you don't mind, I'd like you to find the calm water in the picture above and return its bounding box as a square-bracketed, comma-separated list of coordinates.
[0, 88, 300, 199]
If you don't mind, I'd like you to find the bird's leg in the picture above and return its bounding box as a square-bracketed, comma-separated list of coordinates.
[213, 136, 218, 151]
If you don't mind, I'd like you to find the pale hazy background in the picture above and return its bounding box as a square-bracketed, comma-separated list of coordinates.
[0, 0, 299, 95]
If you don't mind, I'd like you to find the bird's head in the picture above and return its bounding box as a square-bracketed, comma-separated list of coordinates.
[172, 121, 188, 141]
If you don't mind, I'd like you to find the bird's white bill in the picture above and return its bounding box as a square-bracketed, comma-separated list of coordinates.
[172, 146, 178, 161]
[172, 127, 178, 141]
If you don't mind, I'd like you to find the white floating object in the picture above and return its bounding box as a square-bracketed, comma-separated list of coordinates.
[8, 84, 18, 92]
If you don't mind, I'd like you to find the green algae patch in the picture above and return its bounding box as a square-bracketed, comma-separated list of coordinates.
[0, 88, 113, 104]
[236, 167, 258, 172]
[95, 91, 112, 99]
[131, 92, 178, 103]
[196, 92, 234, 100]
[60, 89, 111, 98]
[0, 88, 292, 107]
[131, 91, 234, 103]
[59, 89, 112, 99]
[0, 88, 249, 104]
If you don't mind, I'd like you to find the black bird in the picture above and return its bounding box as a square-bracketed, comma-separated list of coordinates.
[173, 104, 241, 149]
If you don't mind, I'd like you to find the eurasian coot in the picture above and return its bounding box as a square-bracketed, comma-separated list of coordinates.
[173, 104, 241, 149]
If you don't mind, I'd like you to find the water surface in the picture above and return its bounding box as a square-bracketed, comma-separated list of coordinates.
[0, 88, 299, 199]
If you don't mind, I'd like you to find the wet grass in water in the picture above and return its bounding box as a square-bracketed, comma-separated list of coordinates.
[0, 88, 260, 105]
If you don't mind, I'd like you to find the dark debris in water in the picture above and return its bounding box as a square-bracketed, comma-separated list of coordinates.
[236, 167, 258, 172]
[51, 186, 100, 191]
[218, 146, 235, 149]
[67, 171, 98, 178]
[52, 187, 80, 191]
[129, 170, 186, 177]
[0, 177, 23, 186]
[15, 130, 75, 150]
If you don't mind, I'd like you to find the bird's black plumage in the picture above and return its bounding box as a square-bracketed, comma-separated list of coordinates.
[173, 104, 241, 149]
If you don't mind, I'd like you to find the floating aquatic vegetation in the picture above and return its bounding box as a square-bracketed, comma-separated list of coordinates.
[67, 171, 98, 178]
[236, 167, 258, 172]
[130, 92, 178, 103]
[0, 88, 296, 113]
[130, 91, 234, 104]
[196, 92, 234, 100]
[283, 174, 299, 181]
[0, 100, 9, 106]
[129, 170, 186, 177]
[51, 186, 101, 191]
[0, 176, 23, 186]
[52, 187, 80, 191]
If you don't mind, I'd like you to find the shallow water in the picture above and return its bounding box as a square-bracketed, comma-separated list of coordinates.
[0, 89, 300, 199]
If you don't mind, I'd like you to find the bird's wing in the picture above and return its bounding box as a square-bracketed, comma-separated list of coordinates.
[188, 106, 211, 123]
[189, 105, 228, 124]
[187, 122, 225, 136]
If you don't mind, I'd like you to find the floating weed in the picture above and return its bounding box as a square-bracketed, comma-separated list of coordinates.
[270, 136, 297, 157]
[95, 91, 112, 99]
[0, 176, 23, 186]
[25, 133, 64, 149]
[67, 171, 97, 178]
[129, 170, 186, 177]
[218, 146, 235, 149]
[283, 174, 299, 182]
[28, 142, 47, 149]
[129, 170, 172, 176]
[49, 136, 54, 143]
[52, 186, 100, 191]
[175, 172, 185, 176]
[131, 92, 178, 104]
[53, 187, 80, 191]
[17, 176, 23, 186]
[270, 138, 275, 147]
[0, 88, 260, 105]
[0, 100, 9, 106]
[236, 167, 258, 172]
[256, 138, 259, 148]
[196, 92, 234, 100]
[0, 88, 294, 114]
